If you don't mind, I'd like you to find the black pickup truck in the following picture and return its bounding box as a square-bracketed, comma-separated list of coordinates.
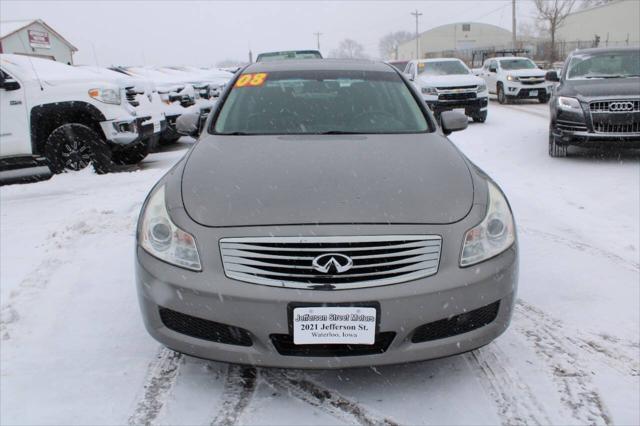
[546, 47, 639, 157]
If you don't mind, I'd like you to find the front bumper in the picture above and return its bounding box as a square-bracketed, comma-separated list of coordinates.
[136, 221, 518, 369]
[101, 114, 166, 146]
[552, 106, 640, 146]
[504, 82, 552, 98]
[425, 96, 488, 114]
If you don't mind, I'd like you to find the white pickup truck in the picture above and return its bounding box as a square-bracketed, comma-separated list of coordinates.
[0, 54, 164, 183]
[478, 56, 553, 104]
[404, 58, 489, 122]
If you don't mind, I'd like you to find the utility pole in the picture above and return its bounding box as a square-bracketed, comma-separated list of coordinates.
[512, 0, 517, 49]
[411, 9, 422, 59]
[314, 32, 322, 51]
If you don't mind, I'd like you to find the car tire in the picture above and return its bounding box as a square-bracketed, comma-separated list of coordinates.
[549, 130, 568, 157]
[497, 84, 507, 104]
[472, 111, 488, 123]
[45, 123, 114, 174]
[539, 94, 550, 104]
[112, 141, 150, 165]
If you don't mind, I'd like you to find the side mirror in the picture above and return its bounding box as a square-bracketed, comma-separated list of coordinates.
[175, 112, 200, 136]
[489, 66, 497, 73]
[545, 70, 560, 82]
[0, 77, 21, 91]
[440, 111, 468, 135]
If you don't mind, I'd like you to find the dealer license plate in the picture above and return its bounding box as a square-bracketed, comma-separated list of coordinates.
[529, 90, 538, 97]
[293, 307, 377, 345]
[153, 121, 161, 133]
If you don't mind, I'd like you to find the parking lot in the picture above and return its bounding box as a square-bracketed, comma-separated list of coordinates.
[1, 99, 638, 425]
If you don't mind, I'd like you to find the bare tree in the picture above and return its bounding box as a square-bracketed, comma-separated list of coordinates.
[378, 31, 413, 59]
[533, 0, 577, 63]
[329, 39, 368, 59]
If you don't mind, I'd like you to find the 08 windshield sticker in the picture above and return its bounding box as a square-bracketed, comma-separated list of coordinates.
[234, 73, 269, 88]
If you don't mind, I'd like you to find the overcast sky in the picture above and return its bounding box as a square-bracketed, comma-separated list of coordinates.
[1, 0, 541, 66]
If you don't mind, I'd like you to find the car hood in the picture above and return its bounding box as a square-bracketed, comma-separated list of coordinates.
[559, 77, 640, 99]
[505, 69, 547, 78]
[416, 74, 483, 88]
[181, 134, 474, 227]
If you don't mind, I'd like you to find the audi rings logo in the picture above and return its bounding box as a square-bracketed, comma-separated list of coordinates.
[609, 101, 634, 112]
[312, 253, 353, 274]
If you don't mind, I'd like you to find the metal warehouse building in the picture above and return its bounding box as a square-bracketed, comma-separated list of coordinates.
[556, 0, 640, 46]
[397, 22, 512, 60]
[0, 19, 77, 64]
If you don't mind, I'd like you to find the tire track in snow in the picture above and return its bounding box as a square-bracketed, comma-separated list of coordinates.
[210, 365, 258, 426]
[520, 227, 639, 272]
[262, 369, 399, 426]
[514, 301, 614, 425]
[128, 347, 183, 426]
[516, 300, 639, 377]
[467, 346, 551, 425]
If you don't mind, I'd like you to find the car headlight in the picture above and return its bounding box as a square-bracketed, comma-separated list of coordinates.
[88, 88, 121, 105]
[139, 185, 202, 271]
[506, 74, 517, 82]
[460, 181, 515, 267]
[477, 83, 487, 92]
[421, 86, 438, 95]
[557, 96, 582, 112]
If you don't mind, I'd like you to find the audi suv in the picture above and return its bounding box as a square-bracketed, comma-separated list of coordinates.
[546, 47, 640, 157]
[135, 59, 518, 368]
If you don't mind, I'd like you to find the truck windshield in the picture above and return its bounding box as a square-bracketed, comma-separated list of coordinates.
[566, 50, 640, 79]
[499, 59, 537, 70]
[418, 61, 470, 76]
[256, 51, 322, 62]
[213, 70, 429, 135]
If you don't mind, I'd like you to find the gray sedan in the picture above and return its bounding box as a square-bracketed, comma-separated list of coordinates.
[135, 59, 518, 368]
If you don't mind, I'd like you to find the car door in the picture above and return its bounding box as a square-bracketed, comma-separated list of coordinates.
[485, 60, 499, 93]
[0, 69, 31, 157]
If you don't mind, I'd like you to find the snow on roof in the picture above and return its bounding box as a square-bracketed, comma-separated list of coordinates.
[0, 53, 114, 84]
[0, 19, 78, 51]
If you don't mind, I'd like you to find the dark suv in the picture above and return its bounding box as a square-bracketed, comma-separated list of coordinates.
[546, 47, 640, 157]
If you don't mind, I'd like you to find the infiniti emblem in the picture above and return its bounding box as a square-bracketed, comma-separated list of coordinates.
[609, 101, 634, 112]
[312, 253, 353, 274]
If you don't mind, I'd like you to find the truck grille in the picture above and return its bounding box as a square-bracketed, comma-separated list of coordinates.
[518, 76, 545, 85]
[590, 100, 640, 113]
[124, 87, 139, 107]
[438, 92, 476, 101]
[220, 235, 442, 290]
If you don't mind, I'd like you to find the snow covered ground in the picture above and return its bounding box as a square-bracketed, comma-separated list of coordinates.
[1, 101, 638, 425]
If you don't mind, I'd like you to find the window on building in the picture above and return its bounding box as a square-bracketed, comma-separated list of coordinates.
[462, 23, 471, 32]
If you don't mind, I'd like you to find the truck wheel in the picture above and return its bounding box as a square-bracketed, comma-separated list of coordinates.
[549, 131, 567, 157]
[45, 124, 114, 174]
[497, 84, 507, 104]
[472, 111, 488, 123]
[112, 141, 150, 165]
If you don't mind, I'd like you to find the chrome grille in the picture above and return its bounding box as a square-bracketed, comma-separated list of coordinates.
[518, 76, 545, 85]
[556, 119, 588, 132]
[593, 121, 640, 133]
[219, 235, 442, 290]
[590, 100, 640, 113]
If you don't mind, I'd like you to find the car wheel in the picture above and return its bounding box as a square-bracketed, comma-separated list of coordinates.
[539, 94, 550, 104]
[497, 84, 506, 104]
[472, 111, 488, 123]
[548, 130, 567, 157]
[112, 141, 150, 165]
[45, 124, 114, 174]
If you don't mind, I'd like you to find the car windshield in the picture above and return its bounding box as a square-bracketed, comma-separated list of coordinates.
[566, 50, 640, 79]
[499, 59, 537, 70]
[256, 51, 322, 62]
[417, 60, 470, 76]
[213, 70, 429, 134]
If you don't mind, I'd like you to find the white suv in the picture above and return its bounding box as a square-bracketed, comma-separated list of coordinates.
[479, 56, 553, 104]
[0, 54, 164, 182]
[404, 58, 489, 122]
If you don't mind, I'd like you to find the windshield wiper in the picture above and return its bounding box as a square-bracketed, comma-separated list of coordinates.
[317, 130, 362, 135]
[217, 131, 253, 135]
[584, 74, 626, 79]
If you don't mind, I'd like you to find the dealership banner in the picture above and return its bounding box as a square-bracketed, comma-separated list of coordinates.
[28, 29, 51, 49]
